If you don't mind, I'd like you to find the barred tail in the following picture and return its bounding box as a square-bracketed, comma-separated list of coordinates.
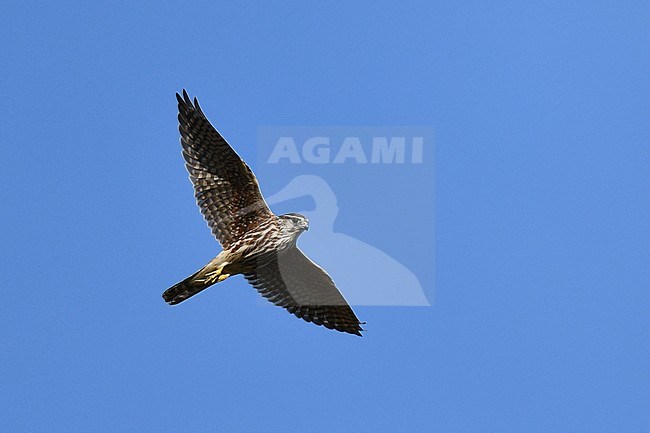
[163, 270, 212, 305]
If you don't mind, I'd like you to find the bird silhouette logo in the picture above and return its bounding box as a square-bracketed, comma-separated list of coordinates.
[267, 175, 430, 306]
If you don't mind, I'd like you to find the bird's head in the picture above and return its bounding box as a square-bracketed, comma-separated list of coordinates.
[279, 212, 309, 237]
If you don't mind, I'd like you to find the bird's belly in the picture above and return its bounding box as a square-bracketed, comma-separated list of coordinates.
[237, 243, 294, 272]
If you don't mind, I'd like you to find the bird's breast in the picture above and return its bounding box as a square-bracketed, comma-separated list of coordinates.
[228, 220, 289, 261]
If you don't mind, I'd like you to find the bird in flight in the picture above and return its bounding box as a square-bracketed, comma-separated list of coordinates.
[163, 90, 364, 336]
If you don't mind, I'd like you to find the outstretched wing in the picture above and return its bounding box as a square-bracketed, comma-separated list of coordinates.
[177, 90, 274, 248]
[244, 247, 364, 336]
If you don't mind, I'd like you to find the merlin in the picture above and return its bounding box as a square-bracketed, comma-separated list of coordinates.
[163, 90, 364, 336]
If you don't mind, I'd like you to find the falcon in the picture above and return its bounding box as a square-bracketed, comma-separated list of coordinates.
[163, 90, 364, 336]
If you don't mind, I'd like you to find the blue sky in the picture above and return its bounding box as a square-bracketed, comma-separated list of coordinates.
[1, 1, 649, 432]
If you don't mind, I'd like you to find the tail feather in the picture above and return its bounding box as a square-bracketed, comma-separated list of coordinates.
[163, 271, 212, 305]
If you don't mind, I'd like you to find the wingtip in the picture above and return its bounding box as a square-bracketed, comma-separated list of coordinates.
[343, 324, 364, 336]
[184, 90, 192, 106]
[193, 96, 205, 115]
[177, 89, 204, 116]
